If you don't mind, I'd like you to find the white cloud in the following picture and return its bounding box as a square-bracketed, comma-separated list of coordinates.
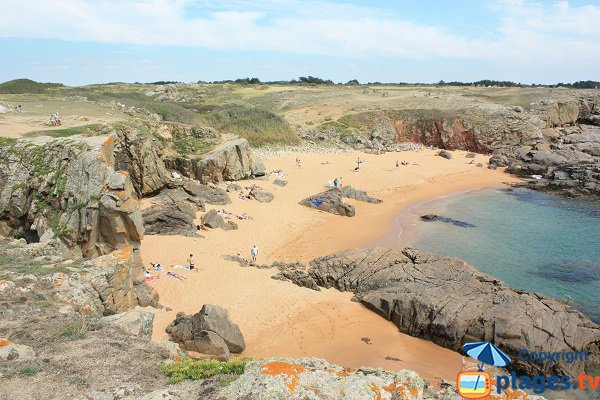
[0, 0, 598, 69]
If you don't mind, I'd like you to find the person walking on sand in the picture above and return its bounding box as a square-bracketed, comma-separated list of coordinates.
[187, 254, 195, 271]
[296, 157, 301, 168]
[396, 160, 399, 169]
[251, 244, 259, 263]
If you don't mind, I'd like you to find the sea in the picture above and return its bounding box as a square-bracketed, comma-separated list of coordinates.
[381, 187, 600, 324]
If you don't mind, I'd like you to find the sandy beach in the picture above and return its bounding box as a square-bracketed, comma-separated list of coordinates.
[142, 148, 521, 386]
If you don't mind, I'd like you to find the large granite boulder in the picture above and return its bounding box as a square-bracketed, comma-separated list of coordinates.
[340, 185, 382, 204]
[166, 304, 245, 356]
[249, 188, 274, 203]
[201, 210, 238, 231]
[182, 181, 231, 205]
[165, 137, 266, 184]
[272, 247, 600, 378]
[100, 309, 154, 339]
[143, 201, 197, 237]
[299, 188, 355, 217]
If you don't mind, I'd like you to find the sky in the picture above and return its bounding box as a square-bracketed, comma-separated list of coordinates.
[0, 0, 599, 85]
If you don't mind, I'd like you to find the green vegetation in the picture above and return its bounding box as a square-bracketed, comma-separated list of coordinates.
[59, 320, 85, 339]
[0, 79, 64, 94]
[20, 366, 38, 377]
[160, 358, 252, 384]
[0, 137, 17, 148]
[171, 128, 216, 156]
[48, 214, 72, 240]
[24, 124, 102, 138]
[198, 106, 300, 147]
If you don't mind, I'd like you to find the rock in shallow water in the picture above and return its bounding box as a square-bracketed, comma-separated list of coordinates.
[271, 247, 600, 378]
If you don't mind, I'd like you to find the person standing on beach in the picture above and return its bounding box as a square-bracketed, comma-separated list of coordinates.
[187, 254, 195, 270]
[251, 244, 259, 263]
[396, 160, 399, 169]
[357, 157, 361, 170]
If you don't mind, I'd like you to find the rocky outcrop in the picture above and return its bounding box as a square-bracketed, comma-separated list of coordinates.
[165, 137, 266, 184]
[182, 181, 230, 205]
[299, 188, 355, 217]
[143, 201, 197, 237]
[53, 246, 158, 314]
[494, 126, 600, 196]
[0, 135, 145, 258]
[100, 309, 154, 339]
[113, 126, 171, 196]
[272, 247, 600, 378]
[340, 185, 382, 204]
[219, 358, 425, 400]
[166, 304, 245, 359]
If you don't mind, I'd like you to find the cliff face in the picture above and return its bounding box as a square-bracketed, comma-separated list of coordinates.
[0, 133, 159, 312]
[0, 135, 145, 257]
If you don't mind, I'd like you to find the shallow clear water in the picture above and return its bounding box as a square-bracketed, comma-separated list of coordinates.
[407, 188, 600, 323]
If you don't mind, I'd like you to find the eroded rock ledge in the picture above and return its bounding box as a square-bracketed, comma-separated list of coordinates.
[270, 247, 600, 377]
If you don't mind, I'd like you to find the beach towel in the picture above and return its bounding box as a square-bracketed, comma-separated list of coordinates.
[174, 264, 193, 271]
[311, 199, 324, 207]
[145, 275, 160, 282]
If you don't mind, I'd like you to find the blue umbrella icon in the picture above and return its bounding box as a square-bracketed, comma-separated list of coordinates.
[463, 342, 511, 391]
[464, 341, 511, 369]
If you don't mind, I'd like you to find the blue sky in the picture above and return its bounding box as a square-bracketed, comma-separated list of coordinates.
[0, 0, 599, 85]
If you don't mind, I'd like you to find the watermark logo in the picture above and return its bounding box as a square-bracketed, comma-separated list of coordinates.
[456, 371, 491, 399]
[457, 341, 510, 399]
[457, 341, 598, 398]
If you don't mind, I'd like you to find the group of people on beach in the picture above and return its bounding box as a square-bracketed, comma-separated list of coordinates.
[144, 245, 260, 282]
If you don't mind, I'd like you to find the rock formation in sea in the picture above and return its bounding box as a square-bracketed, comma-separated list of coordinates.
[270, 247, 600, 378]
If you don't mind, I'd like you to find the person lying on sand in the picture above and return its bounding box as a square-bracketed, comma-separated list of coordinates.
[166, 272, 185, 281]
[197, 224, 208, 231]
[217, 209, 231, 218]
[239, 192, 252, 201]
[237, 212, 253, 220]
[321, 161, 330, 165]
[150, 262, 163, 272]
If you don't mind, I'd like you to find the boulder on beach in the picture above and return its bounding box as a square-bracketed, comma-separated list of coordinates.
[271, 247, 600, 378]
[249, 188, 274, 203]
[273, 179, 288, 187]
[299, 188, 355, 217]
[166, 304, 245, 359]
[183, 180, 231, 205]
[201, 209, 238, 230]
[142, 201, 197, 236]
[436, 150, 452, 159]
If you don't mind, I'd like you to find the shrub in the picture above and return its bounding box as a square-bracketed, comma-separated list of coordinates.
[160, 358, 252, 384]
[198, 106, 300, 147]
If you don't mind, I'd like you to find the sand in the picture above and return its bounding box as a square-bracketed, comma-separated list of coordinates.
[141, 149, 521, 386]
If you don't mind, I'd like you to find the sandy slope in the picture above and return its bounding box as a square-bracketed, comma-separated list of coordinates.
[142, 149, 520, 385]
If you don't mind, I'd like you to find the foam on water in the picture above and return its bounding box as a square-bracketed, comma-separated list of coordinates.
[406, 188, 600, 322]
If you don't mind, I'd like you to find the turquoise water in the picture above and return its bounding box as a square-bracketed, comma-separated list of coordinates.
[407, 188, 600, 323]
